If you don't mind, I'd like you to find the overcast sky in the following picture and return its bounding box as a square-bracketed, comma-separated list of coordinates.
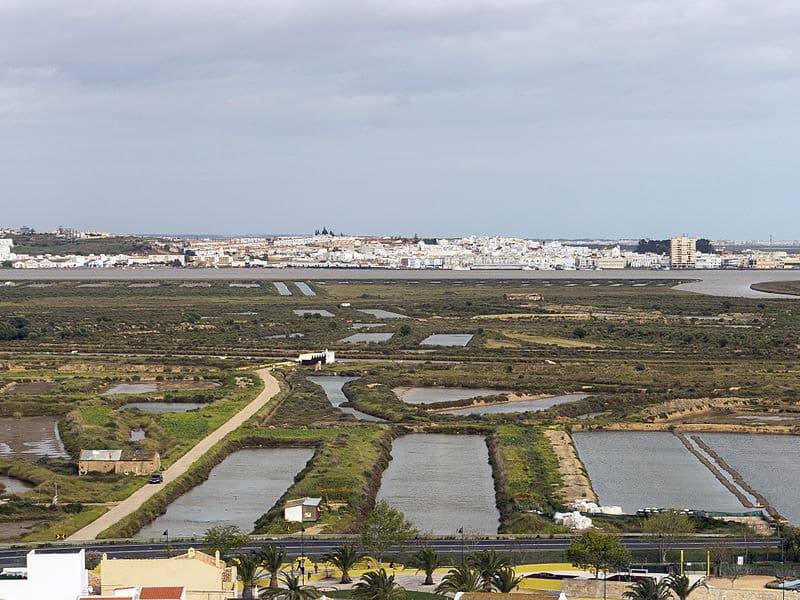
[2, 1, 800, 238]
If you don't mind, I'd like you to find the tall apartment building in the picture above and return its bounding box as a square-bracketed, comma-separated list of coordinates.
[670, 236, 697, 268]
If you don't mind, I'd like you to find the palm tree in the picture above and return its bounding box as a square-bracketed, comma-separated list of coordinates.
[352, 569, 407, 600]
[407, 547, 442, 586]
[232, 552, 266, 600]
[324, 544, 365, 584]
[466, 550, 512, 591]
[260, 572, 322, 600]
[434, 564, 483, 595]
[260, 544, 287, 589]
[665, 574, 707, 600]
[491, 567, 523, 593]
[622, 578, 671, 600]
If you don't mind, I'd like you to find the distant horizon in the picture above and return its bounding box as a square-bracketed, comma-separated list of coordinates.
[3, 226, 800, 245]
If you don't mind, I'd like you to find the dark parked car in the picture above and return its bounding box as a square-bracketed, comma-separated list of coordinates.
[148, 473, 163, 484]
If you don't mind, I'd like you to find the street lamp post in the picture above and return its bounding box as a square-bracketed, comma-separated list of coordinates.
[780, 522, 786, 600]
[300, 526, 306, 585]
[458, 527, 465, 565]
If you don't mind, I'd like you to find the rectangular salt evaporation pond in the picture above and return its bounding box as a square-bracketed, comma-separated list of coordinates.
[137, 448, 314, 537]
[294, 282, 316, 296]
[393, 387, 511, 405]
[274, 282, 292, 296]
[340, 333, 394, 343]
[377, 434, 499, 534]
[420, 334, 474, 347]
[443, 394, 589, 416]
[306, 376, 385, 422]
[105, 383, 158, 395]
[293, 309, 335, 317]
[572, 431, 745, 514]
[358, 309, 409, 319]
[699, 433, 800, 524]
[0, 416, 69, 460]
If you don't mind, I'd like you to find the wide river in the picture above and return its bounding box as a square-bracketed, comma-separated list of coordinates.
[3, 268, 800, 298]
[376, 434, 500, 534]
[137, 448, 313, 537]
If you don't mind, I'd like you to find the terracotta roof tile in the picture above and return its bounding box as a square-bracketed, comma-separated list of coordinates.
[140, 586, 185, 599]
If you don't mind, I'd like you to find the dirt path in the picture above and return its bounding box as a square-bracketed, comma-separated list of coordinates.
[68, 368, 281, 541]
[544, 429, 597, 504]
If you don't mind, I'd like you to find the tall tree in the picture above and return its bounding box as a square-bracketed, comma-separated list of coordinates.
[352, 569, 407, 600]
[466, 550, 512, 591]
[643, 510, 694, 563]
[232, 552, 266, 600]
[566, 530, 632, 579]
[203, 524, 250, 556]
[360, 500, 418, 565]
[407, 547, 442, 586]
[324, 545, 365, 584]
[665, 574, 707, 600]
[260, 544, 287, 589]
[622, 578, 671, 600]
[781, 525, 800, 562]
[260, 572, 322, 600]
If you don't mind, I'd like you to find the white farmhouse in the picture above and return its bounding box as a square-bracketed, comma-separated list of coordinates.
[284, 497, 322, 523]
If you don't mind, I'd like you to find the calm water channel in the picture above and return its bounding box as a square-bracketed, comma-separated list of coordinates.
[358, 309, 409, 319]
[442, 393, 588, 415]
[137, 448, 313, 537]
[340, 333, 394, 343]
[307, 376, 384, 422]
[393, 387, 511, 405]
[274, 282, 292, 296]
[699, 433, 800, 524]
[0, 474, 34, 495]
[377, 434, 500, 534]
[294, 282, 316, 296]
[105, 383, 158, 394]
[572, 431, 744, 513]
[420, 334, 474, 346]
[0, 416, 69, 460]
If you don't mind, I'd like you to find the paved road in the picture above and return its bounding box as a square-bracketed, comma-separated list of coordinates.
[2, 267, 800, 298]
[67, 369, 281, 541]
[0, 536, 780, 567]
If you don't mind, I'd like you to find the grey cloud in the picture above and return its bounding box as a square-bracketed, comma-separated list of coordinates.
[2, 1, 800, 237]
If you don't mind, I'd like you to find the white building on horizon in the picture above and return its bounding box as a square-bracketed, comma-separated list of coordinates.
[0, 238, 12, 261]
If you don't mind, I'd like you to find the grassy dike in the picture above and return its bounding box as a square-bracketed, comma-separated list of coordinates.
[489, 425, 567, 534]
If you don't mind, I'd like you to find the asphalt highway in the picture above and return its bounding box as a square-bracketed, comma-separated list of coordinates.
[0, 536, 780, 568]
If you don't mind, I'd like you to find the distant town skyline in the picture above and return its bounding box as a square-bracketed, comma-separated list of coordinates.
[1, 224, 798, 244]
[3, 2, 800, 238]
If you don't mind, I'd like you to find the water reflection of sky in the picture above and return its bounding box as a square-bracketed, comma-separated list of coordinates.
[573, 431, 745, 513]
